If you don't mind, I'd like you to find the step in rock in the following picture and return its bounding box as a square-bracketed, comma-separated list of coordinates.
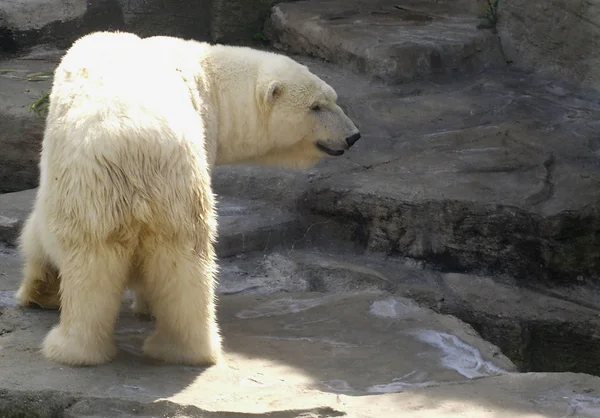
[267, 0, 507, 84]
[0, 189, 302, 257]
[1, 250, 600, 417]
[300, 117, 600, 284]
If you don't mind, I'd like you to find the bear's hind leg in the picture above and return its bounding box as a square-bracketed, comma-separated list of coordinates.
[16, 212, 61, 310]
[140, 242, 222, 366]
[42, 246, 130, 366]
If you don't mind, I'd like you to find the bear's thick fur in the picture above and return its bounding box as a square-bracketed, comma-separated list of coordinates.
[15, 31, 360, 366]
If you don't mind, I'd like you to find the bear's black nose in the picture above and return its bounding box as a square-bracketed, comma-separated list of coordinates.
[346, 132, 361, 147]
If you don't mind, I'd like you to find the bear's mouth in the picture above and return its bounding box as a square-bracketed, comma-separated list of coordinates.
[316, 141, 345, 157]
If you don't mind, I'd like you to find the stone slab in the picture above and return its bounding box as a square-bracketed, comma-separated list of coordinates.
[2, 250, 600, 417]
[0, 0, 290, 53]
[267, 0, 507, 84]
[498, 0, 600, 91]
[3, 372, 600, 417]
[0, 189, 303, 257]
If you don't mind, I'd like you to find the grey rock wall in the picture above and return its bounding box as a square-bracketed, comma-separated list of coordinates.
[0, 0, 288, 55]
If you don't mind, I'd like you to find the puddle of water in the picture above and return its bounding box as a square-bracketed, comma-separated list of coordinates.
[367, 371, 438, 394]
[236, 296, 331, 319]
[0, 290, 18, 307]
[412, 329, 507, 379]
[256, 335, 355, 348]
[218, 202, 251, 217]
[563, 394, 600, 417]
[535, 390, 600, 418]
[369, 297, 423, 318]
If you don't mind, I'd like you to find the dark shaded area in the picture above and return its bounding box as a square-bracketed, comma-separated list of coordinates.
[442, 307, 600, 376]
[303, 193, 600, 287]
[0, 27, 19, 56]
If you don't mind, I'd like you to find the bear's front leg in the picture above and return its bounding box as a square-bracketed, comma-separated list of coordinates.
[139, 241, 222, 366]
[42, 246, 130, 366]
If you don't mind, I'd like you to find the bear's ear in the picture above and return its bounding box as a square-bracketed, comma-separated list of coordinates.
[265, 81, 282, 104]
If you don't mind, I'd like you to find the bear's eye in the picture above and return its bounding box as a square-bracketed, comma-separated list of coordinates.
[310, 104, 322, 112]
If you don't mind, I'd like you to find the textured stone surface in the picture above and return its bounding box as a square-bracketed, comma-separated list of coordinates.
[498, 0, 600, 90]
[267, 0, 507, 84]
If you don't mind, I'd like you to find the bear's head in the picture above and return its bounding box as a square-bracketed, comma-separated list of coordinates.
[254, 57, 361, 169]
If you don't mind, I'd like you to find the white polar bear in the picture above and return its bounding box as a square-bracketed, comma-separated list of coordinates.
[15, 31, 360, 366]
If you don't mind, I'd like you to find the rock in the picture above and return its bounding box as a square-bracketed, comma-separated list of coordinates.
[0, 0, 124, 53]
[294, 55, 600, 286]
[0, 188, 303, 257]
[498, 0, 600, 91]
[267, 0, 507, 84]
[1, 249, 600, 417]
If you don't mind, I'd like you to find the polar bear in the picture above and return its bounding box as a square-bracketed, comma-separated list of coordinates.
[15, 31, 360, 366]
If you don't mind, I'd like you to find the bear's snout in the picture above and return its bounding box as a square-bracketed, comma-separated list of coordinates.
[346, 132, 361, 148]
